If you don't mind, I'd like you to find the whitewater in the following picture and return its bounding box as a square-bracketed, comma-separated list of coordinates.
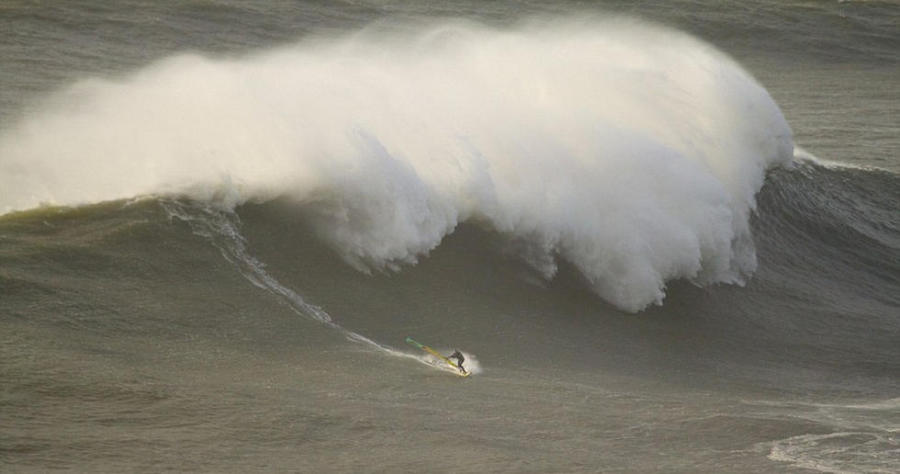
[0, 19, 793, 312]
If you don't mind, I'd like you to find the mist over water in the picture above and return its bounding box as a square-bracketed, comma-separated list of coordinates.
[0, 19, 792, 311]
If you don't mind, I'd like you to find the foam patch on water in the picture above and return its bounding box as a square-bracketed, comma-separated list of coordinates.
[768, 432, 898, 474]
[755, 398, 900, 473]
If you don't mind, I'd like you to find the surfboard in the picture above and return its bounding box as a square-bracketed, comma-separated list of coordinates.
[406, 337, 471, 377]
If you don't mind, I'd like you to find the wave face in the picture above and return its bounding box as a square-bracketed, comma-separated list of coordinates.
[0, 19, 792, 311]
[1, 160, 897, 473]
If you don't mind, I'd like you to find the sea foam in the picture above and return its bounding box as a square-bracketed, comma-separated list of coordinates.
[0, 18, 793, 311]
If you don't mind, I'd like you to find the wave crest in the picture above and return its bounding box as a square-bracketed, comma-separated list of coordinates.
[0, 18, 793, 311]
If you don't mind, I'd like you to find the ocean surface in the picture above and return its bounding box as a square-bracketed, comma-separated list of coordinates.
[1, 1, 898, 472]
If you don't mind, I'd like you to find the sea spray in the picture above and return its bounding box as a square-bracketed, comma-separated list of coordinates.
[0, 18, 793, 311]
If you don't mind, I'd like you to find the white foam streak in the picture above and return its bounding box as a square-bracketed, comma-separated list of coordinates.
[0, 18, 793, 311]
[161, 199, 479, 375]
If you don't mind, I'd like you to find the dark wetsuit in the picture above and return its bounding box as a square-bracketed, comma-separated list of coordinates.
[448, 351, 466, 374]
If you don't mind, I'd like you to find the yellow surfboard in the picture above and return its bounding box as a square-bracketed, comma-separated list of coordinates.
[406, 337, 470, 376]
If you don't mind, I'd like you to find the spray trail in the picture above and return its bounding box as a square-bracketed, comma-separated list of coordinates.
[161, 200, 368, 340]
[160, 199, 472, 373]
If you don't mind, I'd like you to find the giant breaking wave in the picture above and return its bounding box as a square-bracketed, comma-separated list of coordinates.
[0, 18, 793, 311]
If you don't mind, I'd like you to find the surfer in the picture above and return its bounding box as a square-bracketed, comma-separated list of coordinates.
[448, 350, 467, 374]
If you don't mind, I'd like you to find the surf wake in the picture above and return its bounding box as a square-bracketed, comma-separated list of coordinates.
[160, 199, 479, 375]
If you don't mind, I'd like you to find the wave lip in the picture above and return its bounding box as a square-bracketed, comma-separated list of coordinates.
[0, 18, 793, 311]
